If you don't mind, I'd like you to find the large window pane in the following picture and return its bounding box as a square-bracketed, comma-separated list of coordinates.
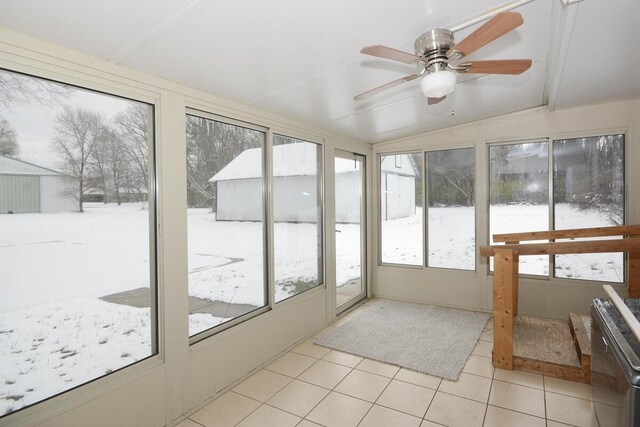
[335, 153, 365, 308]
[380, 153, 423, 265]
[553, 135, 624, 282]
[186, 114, 267, 336]
[273, 135, 323, 302]
[427, 148, 475, 270]
[489, 142, 549, 276]
[0, 69, 155, 417]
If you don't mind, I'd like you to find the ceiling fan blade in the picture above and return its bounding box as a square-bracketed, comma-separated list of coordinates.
[448, 11, 524, 58]
[361, 45, 422, 64]
[354, 74, 418, 101]
[460, 59, 532, 74]
[428, 96, 446, 105]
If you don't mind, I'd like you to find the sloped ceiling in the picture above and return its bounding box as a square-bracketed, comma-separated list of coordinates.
[0, 0, 638, 143]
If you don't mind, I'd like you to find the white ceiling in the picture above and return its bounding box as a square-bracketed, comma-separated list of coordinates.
[0, 0, 638, 143]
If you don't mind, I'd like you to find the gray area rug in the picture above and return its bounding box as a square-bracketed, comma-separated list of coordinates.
[316, 299, 490, 381]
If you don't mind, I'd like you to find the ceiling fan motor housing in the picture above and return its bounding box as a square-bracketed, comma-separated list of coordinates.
[414, 29, 455, 73]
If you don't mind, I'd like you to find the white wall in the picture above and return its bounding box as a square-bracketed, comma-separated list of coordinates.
[273, 176, 319, 223]
[40, 176, 77, 213]
[218, 172, 365, 224]
[380, 172, 415, 221]
[373, 99, 640, 320]
[0, 27, 373, 427]
[335, 171, 361, 224]
[216, 178, 262, 221]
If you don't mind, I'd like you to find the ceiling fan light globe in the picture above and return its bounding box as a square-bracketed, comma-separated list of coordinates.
[420, 70, 456, 98]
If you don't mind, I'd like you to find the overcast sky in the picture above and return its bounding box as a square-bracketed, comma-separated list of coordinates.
[1, 72, 142, 170]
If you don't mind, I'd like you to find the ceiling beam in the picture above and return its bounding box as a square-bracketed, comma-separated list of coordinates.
[109, 0, 223, 64]
[544, 0, 580, 111]
[449, 0, 536, 33]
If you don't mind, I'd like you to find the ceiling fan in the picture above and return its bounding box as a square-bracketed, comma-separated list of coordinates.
[354, 11, 532, 104]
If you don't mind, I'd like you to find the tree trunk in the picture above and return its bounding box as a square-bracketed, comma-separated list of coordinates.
[78, 176, 84, 213]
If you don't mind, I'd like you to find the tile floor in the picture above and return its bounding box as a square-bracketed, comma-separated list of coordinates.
[179, 306, 604, 427]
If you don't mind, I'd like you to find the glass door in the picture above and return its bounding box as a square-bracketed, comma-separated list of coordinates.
[335, 150, 366, 312]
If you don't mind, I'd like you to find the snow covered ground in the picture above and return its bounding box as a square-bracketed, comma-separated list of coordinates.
[0, 203, 347, 414]
[186, 208, 326, 334]
[381, 204, 623, 281]
[0, 299, 152, 415]
[0, 202, 623, 415]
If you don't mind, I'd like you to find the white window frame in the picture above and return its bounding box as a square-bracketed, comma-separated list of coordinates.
[185, 108, 271, 344]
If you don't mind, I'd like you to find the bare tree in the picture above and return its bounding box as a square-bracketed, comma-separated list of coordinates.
[115, 104, 150, 202]
[186, 116, 263, 209]
[0, 69, 69, 109]
[100, 126, 127, 205]
[52, 106, 104, 212]
[88, 127, 109, 204]
[0, 116, 18, 157]
[427, 149, 474, 207]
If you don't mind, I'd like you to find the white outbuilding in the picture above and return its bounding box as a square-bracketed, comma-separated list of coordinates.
[210, 145, 417, 223]
[0, 155, 77, 214]
[380, 154, 418, 221]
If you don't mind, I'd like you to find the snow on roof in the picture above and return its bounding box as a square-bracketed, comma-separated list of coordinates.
[0, 155, 64, 176]
[211, 143, 354, 182]
[380, 154, 417, 177]
[211, 144, 415, 182]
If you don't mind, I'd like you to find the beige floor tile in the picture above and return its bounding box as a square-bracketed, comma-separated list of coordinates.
[265, 352, 317, 378]
[235, 404, 300, 427]
[546, 391, 593, 427]
[322, 349, 364, 368]
[493, 368, 543, 389]
[298, 360, 352, 389]
[335, 369, 391, 402]
[462, 355, 494, 379]
[394, 368, 441, 389]
[358, 404, 422, 427]
[376, 379, 435, 418]
[313, 326, 336, 339]
[546, 422, 574, 427]
[488, 379, 545, 417]
[266, 379, 329, 417]
[356, 358, 400, 378]
[175, 419, 202, 427]
[592, 401, 623, 427]
[424, 392, 486, 427]
[472, 340, 493, 358]
[292, 338, 331, 359]
[420, 421, 444, 427]
[232, 370, 292, 402]
[544, 376, 592, 400]
[438, 372, 492, 403]
[480, 329, 494, 342]
[592, 385, 625, 406]
[306, 391, 372, 427]
[191, 391, 260, 427]
[297, 421, 323, 427]
[483, 405, 546, 427]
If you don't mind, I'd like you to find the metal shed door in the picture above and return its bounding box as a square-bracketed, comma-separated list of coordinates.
[0, 175, 40, 214]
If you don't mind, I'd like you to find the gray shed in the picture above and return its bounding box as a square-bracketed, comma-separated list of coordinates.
[380, 154, 418, 221]
[211, 145, 416, 223]
[0, 155, 77, 214]
[210, 143, 323, 222]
